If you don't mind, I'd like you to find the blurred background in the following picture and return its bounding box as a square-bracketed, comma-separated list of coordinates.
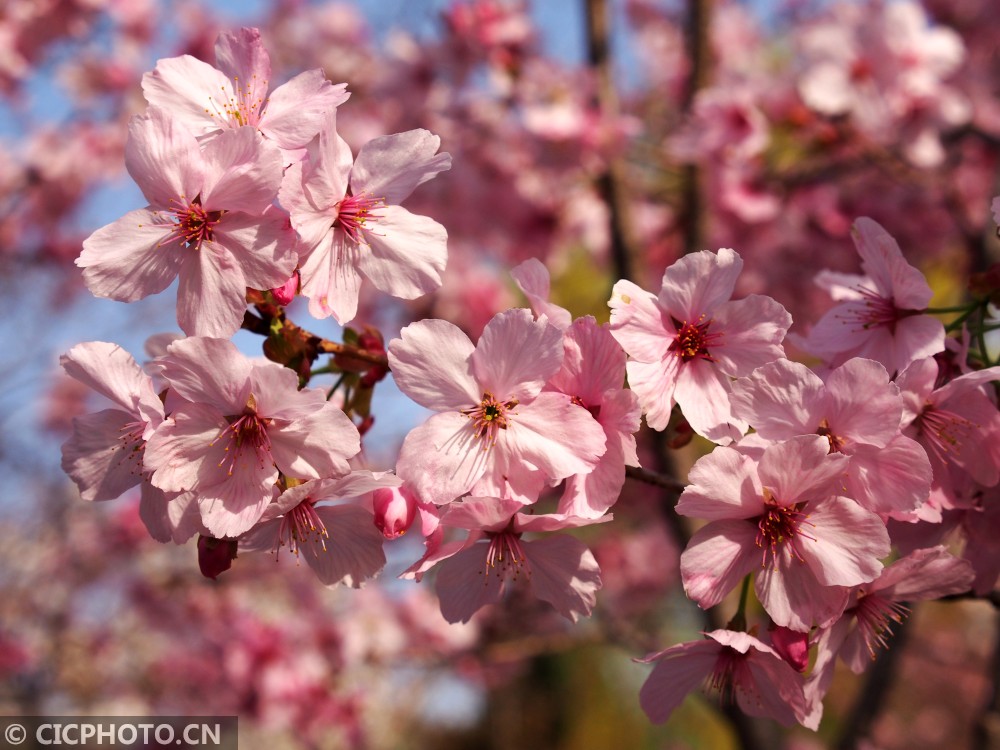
[1, 0, 998, 747]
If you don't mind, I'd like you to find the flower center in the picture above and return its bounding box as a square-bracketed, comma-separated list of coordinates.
[707, 648, 752, 706]
[754, 496, 816, 568]
[160, 195, 224, 250]
[206, 75, 267, 129]
[669, 316, 721, 362]
[839, 284, 919, 334]
[116, 420, 147, 477]
[816, 418, 846, 453]
[461, 391, 519, 447]
[849, 593, 909, 659]
[273, 499, 328, 559]
[334, 192, 385, 245]
[915, 404, 977, 466]
[211, 393, 273, 476]
[482, 530, 529, 584]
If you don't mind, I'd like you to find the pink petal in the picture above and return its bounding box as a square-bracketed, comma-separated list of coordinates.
[175, 243, 249, 337]
[524, 535, 602, 622]
[608, 280, 671, 362]
[471, 308, 564, 401]
[158, 336, 252, 413]
[214, 208, 297, 290]
[658, 247, 742, 319]
[755, 557, 850, 632]
[873, 545, 974, 600]
[78, 208, 183, 302]
[548, 317, 626, 402]
[825, 358, 900, 447]
[680, 520, 760, 609]
[502, 392, 606, 483]
[388, 319, 480, 411]
[395, 413, 491, 504]
[677, 446, 764, 520]
[213, 28, 271, 106]
[673, 361, 746, 443]
[845, 437, 931, 514]
[510, 258, 572, 330]
[800, 496, 889, 586]
[730, 359, 826, 441]
[434, 543, 504, 623]
[61, 409, 144, 501]
[268, 401, 359, 479]
[298, 229, 363, 324]
[639, 639, 720, 724]
[141, 55, 235, 138]
[350, 129, 451, 205]
[125, 107, 204, 208]
[144, 407, 229, 493]
[358, 205, 447, 299]
[757, 436, 848, 507]
[624, 358, 679, 431]
[853, 217, 933, 308]
[443, 497, 525, 532]
[306, 505, 386, 587]
[60, 341, 162, 420]
[199, 126, 283, 215]
[261, 70, 350, 150]
[710, 294, 790, 377]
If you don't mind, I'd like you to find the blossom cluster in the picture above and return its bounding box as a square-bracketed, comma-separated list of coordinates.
[58, 24, 1000, 735]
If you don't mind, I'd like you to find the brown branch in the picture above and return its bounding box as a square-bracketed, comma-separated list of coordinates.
[679, 0, 713, 257]
[624, 464, 686, 494]
[585, 0, 637, 284]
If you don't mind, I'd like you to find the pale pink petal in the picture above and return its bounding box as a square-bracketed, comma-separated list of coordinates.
[350, 129, 451, 205]
[306, 505, 386, 587]
[268, 401, 359, 479]
[197, 466, 277, 538]
[757, 436, 848, 507]
[158, 336, 252, 413]
[510, 258, 572, 330]
[175, 243, 249, 337]
[442, 497, 526, 532]
[523, 535, 602, 622]
[61, 409, 144, 501]
[845, 438, 931, 514]
[388, 319, 479, 411]
[144, 407, 230, 493]
[853, 217, 934, 308]
[358, 205, 447, 299]
[639, 640, 720, 724]
[680, 520, 760, 609]
[78, 208, 183, 302]
[548, 318, 626, 401]
[730, 359, 825, 440]
[502, 393, 606, 482]
[624, 358, 679, 431]
[213, 28, 270, 105]
[395, 413, 491, 504]
[710, 295, 790, 376]
[214, 208, 297, 290]
[125, 107, 204, 207]
[556, 435, 627, 518]
[673, 360, 746, 443]
[278, 161, 335, 251]
[199, 127, 283, 215]
[658, 247, 742, 319]
[471, 308, 564, 400]
[740, 649, 808, 725]
[885, 315, 946, 375]
[873, 545, 974, 600]
[60, 341, 162, 419]
[756, 557, 851, 631]
[676, 446, 764, 520]
[800, 497, 889, 586]
[825, 358, 900, 447]
[434, 543, 505, 623]
[261, 70, 350, 150]
[298, 230, 363, 323]
[896, 356, 938, 425]
[608, 280, 671, 362]
[141, 55, 235, 137]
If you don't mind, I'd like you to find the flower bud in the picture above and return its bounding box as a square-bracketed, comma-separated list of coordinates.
[197, 535, 238, 580]
[372, 486, 417, 539]
[270, 271, 299, 306]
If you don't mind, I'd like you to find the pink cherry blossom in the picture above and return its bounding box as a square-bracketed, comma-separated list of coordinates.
[609, 247, 790, 442]
[76, 107, 297, 337]
[143, 337, 360, 538]
[142, 27, 349, 153]
[415, 496, 605, 624]
[799, 218, 945, 376]
[677, 435, 890, 631]
[389, 308, 607, 504]
[240, 472, 401, 587]
[730, 357, 932, 515]
[896, 357, 1000, 497]
[803, 546, 974, 729]
[639, 629, 808, 726]
[279, 116, 451, 324]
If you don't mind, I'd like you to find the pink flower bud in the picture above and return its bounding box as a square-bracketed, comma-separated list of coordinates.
[197, 535, 238, 580]
[372, 486, 417, 539]
[270, 271, 299, 306]
[768, 624, 810, 673]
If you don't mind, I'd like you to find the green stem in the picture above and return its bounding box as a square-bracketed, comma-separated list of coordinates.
[925, 304, 978, 314]
[327, 374, 346, 402]
[726, 575, 753, 632]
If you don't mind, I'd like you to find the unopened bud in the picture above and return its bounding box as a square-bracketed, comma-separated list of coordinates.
[270, 271, 299, 306]
[372, 486, 417, 539]
[197, 535, 238, 580]
[768, 624, 809, 673]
